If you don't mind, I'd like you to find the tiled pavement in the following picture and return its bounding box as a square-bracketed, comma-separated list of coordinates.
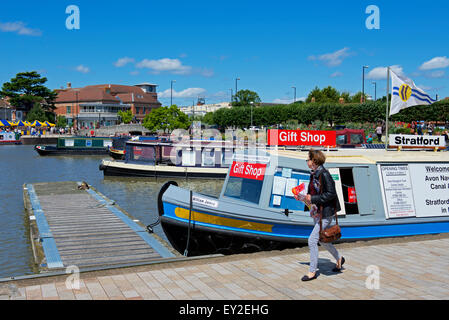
[2, 235, 449, 300]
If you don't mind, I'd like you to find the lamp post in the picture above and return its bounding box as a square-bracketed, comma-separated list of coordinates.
[372, 81, 377, 101]
[170, 80, 176, 106]
[292, 86, 296, 103]
[362, 66, 369, 103]
[235, 78, 240, 102]
[230, 88, 233, 103]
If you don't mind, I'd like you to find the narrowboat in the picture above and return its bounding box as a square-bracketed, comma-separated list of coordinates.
[99, 139, 256, 179]
[34, 137, 114, 156]
[0, 131, 21, 145]
[157, 148, 449, 256]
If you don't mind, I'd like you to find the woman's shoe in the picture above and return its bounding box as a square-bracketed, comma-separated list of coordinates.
[332, 256, 345, 272]
[301, 273, 318, 281]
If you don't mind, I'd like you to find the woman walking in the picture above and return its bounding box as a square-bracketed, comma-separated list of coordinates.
[297, 149, 344, 281]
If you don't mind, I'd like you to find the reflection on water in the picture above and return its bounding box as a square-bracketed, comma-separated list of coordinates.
[0, 145, 224, 279]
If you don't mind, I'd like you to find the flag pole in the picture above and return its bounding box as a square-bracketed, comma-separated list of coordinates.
[385, 66, 390, 151]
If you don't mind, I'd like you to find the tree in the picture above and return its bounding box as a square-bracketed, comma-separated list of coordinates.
[56, 115, 67, 128]
[117, 110, 133, 124]
[232, 89, 261, 107]
[0, 71, 57, 115]
[26, 103, 49, 122]
[142, 105, 190, 133]
[306, 86, 340, 103]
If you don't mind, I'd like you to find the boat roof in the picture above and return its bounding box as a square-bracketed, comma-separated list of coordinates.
[269, 148, 449, 164]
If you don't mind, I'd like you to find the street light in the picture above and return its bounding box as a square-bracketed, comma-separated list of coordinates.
[230, 88, 233, 103]
[292, 86, 296, 103]
[372, 81, 377, 101]
[170, 80, 176, 106]
[235, 78, 240, 102]
[362, 66, 369, 103]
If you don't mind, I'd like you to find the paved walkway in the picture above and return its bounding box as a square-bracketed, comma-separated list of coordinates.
[2, 235, 449, 300]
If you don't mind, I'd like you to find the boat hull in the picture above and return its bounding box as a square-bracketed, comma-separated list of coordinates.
[108, 148, 125, 160]
[35, 145, 109, 156]
[0, 140, 21, 145]
[160, 200, 449, 256]
[99, 160, 228, 179]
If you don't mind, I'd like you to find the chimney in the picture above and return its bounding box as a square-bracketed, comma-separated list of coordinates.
[67, 82, 72, 89]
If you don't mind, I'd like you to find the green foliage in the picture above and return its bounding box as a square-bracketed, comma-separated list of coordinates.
[205, 100, 449, 130]
[142, 105, 190, 133]
[26, 103, 50, 122]
[232, 89, 261, 107]
[0, 71, 57, 113]
[117, 109, 133, 124]
[56, 115, 67, 128]
[305, 86, 367, 104]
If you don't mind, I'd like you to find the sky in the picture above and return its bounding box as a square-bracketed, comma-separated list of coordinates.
[1, 0, 448, 107]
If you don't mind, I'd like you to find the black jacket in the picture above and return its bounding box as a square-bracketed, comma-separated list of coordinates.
[309, 166, 341, 218]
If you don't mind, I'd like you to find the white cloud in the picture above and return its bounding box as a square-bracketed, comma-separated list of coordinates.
[114, 57, 135, 67]
[0, 21, 42, 36]
[366, 65, 405, 80]
[419, 56, 449, 70]
[424, 70, 445, 79]
[273, 97, 305, 104]
[308, 47, 352, 67]
[75, 65, 90, 73]
[136, 58, 192, 75]
[330, 71, 343, 78]
[159, 87, 206, 98]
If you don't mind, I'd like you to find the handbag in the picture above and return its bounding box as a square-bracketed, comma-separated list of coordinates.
[317, 174, 342, 243]
[319, 211, 341, 243]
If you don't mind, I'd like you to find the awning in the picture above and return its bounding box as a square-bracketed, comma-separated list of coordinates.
[0, 120, 12, 126]
[30, 120, 47, 127]
[44, 121, 55, 127]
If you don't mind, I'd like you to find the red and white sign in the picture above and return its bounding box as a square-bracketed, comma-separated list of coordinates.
[230, 162, 266, 181]
[268, 130, 337, 146]
[348, 187, 357, 203]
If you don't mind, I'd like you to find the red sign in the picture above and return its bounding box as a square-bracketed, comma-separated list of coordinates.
[348, 187, 357, 203]
[268, 130, 337, 146]
[230, 162, 266, 181]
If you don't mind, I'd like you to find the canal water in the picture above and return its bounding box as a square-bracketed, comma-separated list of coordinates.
[0, 145, 224, 279]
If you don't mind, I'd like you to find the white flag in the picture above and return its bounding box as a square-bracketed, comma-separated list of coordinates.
[390, 70, 436, 116]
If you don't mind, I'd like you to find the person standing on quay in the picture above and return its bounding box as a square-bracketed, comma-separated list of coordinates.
[296, 149, 345, 281]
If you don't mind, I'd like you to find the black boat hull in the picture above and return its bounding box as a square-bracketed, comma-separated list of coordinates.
[99, 162, 227, 179]
[35, 145, 109, 156]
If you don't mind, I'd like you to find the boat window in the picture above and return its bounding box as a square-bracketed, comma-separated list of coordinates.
[350, 134, 364, 145]
[269, 168, 310, 211]
[202, 148, 215, 167]
[129, 145, 156, 163]
[224, 177, 264, 204]
[336, 135, 347, 145]
[182, 149, 196, 166]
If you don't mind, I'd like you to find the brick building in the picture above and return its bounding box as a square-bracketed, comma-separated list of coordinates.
[54, 83, 161, 129]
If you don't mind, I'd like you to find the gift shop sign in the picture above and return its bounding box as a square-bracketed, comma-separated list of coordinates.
[268, 130, 336, 146]
[230, 162, 266, 181]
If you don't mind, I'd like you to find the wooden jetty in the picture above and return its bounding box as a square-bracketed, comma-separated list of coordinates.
[23, 181, 178, 272]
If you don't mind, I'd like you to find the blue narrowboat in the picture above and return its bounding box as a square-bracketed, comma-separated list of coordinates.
[158, 148, 449, 256]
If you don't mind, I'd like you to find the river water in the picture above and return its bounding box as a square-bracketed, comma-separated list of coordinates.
[0, 145, 224, 279]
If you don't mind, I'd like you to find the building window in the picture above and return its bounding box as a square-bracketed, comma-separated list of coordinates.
[66, 106, 71, 114]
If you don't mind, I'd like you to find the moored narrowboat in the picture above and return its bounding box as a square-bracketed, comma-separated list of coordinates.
[99, 139, 254, 179]
[158, 148, 449, 256]
[0, 131, 21, 145]
[35, 136, 114, 156]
